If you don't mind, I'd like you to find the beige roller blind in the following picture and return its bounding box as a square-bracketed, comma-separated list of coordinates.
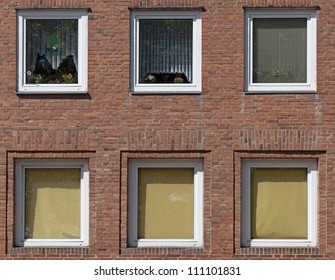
[25, 168, 81, 239]
[251, 168, 307, 239]
[138, 168, 194, 239]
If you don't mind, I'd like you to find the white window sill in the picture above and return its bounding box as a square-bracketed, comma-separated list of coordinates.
[244, 90, 317, 95]
[245, 239, 316, 248]
[131, 239, 202, 248]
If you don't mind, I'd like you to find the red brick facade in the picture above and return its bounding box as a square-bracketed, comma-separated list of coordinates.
[0, 0, 333, 259]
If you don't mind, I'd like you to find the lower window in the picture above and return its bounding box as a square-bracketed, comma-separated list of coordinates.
[128, 159, 203, 247]
[15, 160, 89, 247]
[241, 160, 317, 247]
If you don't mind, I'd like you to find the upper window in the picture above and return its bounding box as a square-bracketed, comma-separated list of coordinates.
[244, 9, 317, 93]
[17, 10, 88, 93]
[128, 159, 203, 247]
[241, 160, 317, 247]
[15, 160, 89, 247]
[130, 11, 202, 94]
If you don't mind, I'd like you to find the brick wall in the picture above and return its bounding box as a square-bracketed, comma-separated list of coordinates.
[0, 0, 333, 259]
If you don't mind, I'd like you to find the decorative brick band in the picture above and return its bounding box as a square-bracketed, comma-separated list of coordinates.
[126, 129, 206, 151]
[239, 129, 320, 151]
[11, 128, 93, 151]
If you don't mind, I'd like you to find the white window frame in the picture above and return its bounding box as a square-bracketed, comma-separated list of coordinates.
[241, 159, 317, 248]
[15, 160, 89, 247]
[130, 11, 202, 94]
[128, 159, 203, 247]
[17, 10, 88, 94]
[244, 9, 317, 93]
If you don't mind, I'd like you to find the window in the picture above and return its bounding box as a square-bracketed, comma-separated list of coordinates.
[17, 10, 88, 93]
[130, 11, 202, 93]
[128, 159, 203, 247]
[241, 160, 317, 247]
[15, 160, 89, 247]
[244, 9, 317, 93]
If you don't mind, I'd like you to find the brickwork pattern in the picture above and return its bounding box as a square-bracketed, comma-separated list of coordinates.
[0, 0, 332, 259]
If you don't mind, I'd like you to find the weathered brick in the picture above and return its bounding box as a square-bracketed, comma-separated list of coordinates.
[0, 0, 332, 259]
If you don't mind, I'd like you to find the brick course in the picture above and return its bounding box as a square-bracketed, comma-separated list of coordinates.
[0, 0, 333, 259]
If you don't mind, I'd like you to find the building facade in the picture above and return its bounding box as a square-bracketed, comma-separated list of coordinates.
[0, 0, 333, 259]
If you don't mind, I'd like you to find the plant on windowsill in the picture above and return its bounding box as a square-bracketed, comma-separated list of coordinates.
[254, 68, 295, 83]
[142, 72, 190, 84]
[27, 53, 78, 84]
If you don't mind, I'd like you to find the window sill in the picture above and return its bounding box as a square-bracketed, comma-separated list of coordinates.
[15, 91, 91, 99]
[128, 6, 206, 12]
[130, 240, 202, 248]
[244, 90, 317, 95]
[130, 91, 202, 95]
[243, 5, 321, 10]
[16, 91, 89, 94]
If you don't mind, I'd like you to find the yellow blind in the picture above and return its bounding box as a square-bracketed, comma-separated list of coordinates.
[138, 168, 194, 239]
[25, 168, 81, 239]
[251, 168, 307, 239]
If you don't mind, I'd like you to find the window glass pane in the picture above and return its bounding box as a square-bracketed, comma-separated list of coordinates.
[251, 168, 307, 239]
[138, 168, 194, 239]
[139, 19, 193, 84]
[253, 18, 307, 83]
[25, 168, 81, 239]
[26, 19, 78, 84]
